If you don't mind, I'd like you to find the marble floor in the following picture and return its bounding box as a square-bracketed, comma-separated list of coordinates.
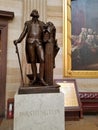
[0, 114, 98, 130]
[66, 114, 98, 130]
[0, 118, 13, 130]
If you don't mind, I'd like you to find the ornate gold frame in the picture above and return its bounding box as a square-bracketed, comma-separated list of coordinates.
[63, 0, 98, 78]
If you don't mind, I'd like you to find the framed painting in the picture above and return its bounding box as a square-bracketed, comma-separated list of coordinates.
[63, 0, 98, 77]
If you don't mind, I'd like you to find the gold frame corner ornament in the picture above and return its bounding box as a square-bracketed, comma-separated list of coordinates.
[63, 0, 98, 78]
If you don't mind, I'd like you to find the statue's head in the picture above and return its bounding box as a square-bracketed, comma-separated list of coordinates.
[46, 22, 56, 33]
[30, 9, 39, 18]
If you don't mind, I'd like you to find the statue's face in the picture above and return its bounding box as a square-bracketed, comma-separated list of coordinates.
[46, 22, 55, 32]
[31, 10, 39, 18]
[33, 11, 38, 17]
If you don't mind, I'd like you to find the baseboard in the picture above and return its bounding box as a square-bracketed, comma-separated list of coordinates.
[79, 92, 98, 113]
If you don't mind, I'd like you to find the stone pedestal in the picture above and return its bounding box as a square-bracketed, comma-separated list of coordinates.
[14, 93, 65, 130]
[18, 84, 60, 94]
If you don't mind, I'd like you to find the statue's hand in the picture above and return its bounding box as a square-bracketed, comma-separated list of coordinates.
[13, 40, 19, 45]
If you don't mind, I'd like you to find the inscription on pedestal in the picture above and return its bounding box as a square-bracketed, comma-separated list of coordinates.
[14, 93, 65, 130]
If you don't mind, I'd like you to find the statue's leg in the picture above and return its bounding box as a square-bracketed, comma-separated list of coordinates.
[31, 63, 37, 84]
[37, 44, 48, 86]
[39, 63, 48, 86]
[28, 42, 37, 85]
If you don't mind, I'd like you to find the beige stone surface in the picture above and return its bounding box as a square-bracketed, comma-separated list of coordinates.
[14, 93, 65, 130]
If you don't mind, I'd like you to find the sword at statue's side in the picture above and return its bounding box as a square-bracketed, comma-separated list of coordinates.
[14, 42, 24, 86]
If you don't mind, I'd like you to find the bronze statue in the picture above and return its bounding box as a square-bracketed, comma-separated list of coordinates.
[14, 9, 48, 86]
[14, 9, 59, 87]
[44, 21, 59, 68]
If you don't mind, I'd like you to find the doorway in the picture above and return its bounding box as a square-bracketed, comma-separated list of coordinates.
[0, 22, 8, 117]
[0, 10, 14, 118]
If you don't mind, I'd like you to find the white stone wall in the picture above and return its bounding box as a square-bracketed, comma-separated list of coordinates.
[0, 0, 23, 99]
[47, 0, 63, 79]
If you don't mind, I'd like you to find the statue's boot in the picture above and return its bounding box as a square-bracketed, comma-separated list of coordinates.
[40, 78, 48, 86]
[39, 63, 48, 86]
[31, 63, 37, 85]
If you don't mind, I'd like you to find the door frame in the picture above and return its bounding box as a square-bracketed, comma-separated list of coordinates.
[0, 10, 14, 117]
[0, 20, 8, 117]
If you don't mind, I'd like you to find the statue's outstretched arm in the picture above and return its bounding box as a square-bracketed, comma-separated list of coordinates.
[14, 22, 27, 45]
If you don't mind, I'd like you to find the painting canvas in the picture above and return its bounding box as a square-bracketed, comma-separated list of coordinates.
[71, 0, 98, 70]
[63, 0, 98, 77]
